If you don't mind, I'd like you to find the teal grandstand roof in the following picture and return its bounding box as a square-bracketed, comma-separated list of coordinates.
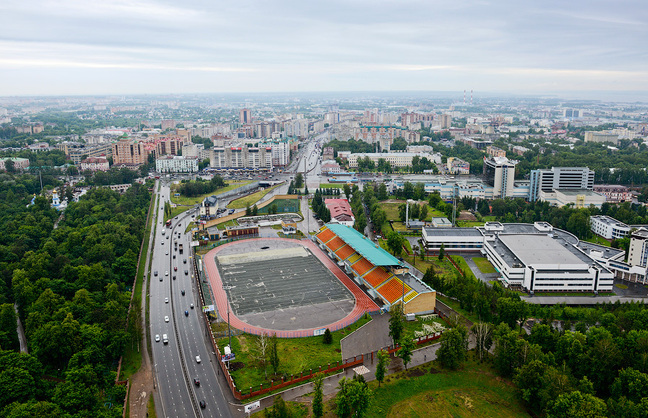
[325, 223, 401, 266]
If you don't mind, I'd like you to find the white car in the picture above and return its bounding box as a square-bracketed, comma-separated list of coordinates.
[165, 251, 168, 255]
[155, 334, 160, 342]
[164, 316, 169, 323]
[164, 297, 169, 304]
[165, 271, 169, 276]
[195, 355, 201, 363]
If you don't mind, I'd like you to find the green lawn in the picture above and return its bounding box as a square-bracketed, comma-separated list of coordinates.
[365, 357, 530, 418]
[319, 183, 344, 189]
[456, 221, 485, 227]
[216, 315, 372, 391]
[170, 181, 252, 206]
[583, 235, 612, 247]
[437, 295, 480, 325]
[615, 283, 628, 290]
[532, 292, 615, 297]
[473, 257, 497, 274]
[227, 184, 281, 209]
[449, 255, 471, 275]
[381, 201, 444, 223]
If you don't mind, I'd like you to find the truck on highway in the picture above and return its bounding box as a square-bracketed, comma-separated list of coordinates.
[179, 244, 183, 254]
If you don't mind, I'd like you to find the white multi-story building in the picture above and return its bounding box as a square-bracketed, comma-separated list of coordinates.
[422, 222, 614, 293]
[270, 141, 290, 166]
[348, 152, 440, 169]
[482, 157, 518, 199]
[529, 167, 595, 201]
[628, 228, 648, 268]
[210, 147, 273, 170]
[156, 155, 199, 173]
[590, 215, 631, 240]
[80, 157, 110, 172]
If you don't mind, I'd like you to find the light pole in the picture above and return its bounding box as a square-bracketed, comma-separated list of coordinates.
[223, 285, 236, 349]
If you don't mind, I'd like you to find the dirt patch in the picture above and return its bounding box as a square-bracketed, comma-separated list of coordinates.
[406, 368, 426, 378]
[429, 367, 441, 374]
[457, 211, 477, 221]
[426, 394, 435, 402]
[229, 361, 245, 372]
[335, 348, 341, 353]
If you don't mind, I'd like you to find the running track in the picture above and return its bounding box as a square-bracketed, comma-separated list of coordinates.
[203, 238, 379, 337]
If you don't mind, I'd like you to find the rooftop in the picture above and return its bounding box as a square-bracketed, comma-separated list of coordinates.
[423, 227, 483, 237]
[497, 234, 589, 267]
[591, 215, 629, 228]
[325, 223, 400, 266]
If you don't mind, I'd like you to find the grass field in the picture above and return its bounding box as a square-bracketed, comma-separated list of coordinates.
[170, 181, 252, 206]
[381, 201, 444, 223]
[319, 183, 344, 189]
[437, 295, 481, 325]
[473, 257, 497, 274]
[216, 315, 372, 390]
[583, 235, 612, 247]
[615, 283, 628, 289]
[257, 198, 300, 214]
[227, 184, 281, 209]
[365, 357, 530, 418]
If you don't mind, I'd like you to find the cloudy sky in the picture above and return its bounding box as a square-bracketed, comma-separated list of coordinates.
[1, 0, 646, 97]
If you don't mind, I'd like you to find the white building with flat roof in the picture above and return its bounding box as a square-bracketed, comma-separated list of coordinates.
[590, 215, 631, 240]
[156, 155, 199, 173]
[348, 152, 440, 169]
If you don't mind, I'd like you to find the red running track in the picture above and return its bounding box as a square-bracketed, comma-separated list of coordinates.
[203, 238, 380, 337]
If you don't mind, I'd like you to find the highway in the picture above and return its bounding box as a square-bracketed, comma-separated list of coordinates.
[150, 185, 233, 418]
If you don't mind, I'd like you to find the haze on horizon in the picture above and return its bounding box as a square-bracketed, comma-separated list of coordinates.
[1, 0, 647, 99]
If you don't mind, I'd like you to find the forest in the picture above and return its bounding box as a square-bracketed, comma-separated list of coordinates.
[425, 266, 648, 417]
[0, 172, 150, 417]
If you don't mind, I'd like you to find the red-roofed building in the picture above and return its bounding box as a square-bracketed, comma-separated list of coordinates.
[325, 198, 355, 227]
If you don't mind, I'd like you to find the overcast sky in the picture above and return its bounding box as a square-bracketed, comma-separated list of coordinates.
[1, 0, 646, 98]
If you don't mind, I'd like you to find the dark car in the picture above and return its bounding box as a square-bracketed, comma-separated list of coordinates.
[181, 289, 185, 296]
[194, 378, 200, 387]
[185, 310, 189, 317]
[173, 275, 176, 281]
[199, 400, 206, 409]
[183, 259, 187, 264]
[184, 270, 189, 275]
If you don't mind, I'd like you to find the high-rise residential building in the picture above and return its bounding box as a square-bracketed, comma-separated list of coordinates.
[210, 147, 273, 170]
[155, 139, 183, 156]
[161, 119, 176, 130]
[439, 114, 452, 129]
[483, 157, 518, 199]
[112, 137, 148, 166]
[529, 167, 594, 201]
[156, 155, 199, 173]
[240, 108, 252, 124]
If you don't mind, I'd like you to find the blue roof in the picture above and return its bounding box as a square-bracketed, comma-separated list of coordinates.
[325, 223, 400, 266]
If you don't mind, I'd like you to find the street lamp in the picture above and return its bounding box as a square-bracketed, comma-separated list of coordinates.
[223, 285, 236, 349]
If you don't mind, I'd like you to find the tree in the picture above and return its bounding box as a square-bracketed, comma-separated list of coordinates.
[546, 391, 607, 418]
[513, 360, 548, 412]
[294, 173, 304, 189]
[397, 333, 415, 370]
[377, 183, 388, 200]
[438, 243, 445, 260]
[255, 332, 269, 378]
[388, 303, 404, 344]
[437, 327, 468, 370]
[420, 204, 428, 221]
[566, 212, 591, 239]
[252, 204, 258, 216]
[375, 350, 389, 387]
[246, 204, 252, 216]
[471, 322, 493, 362]
[335, 377, 371, 418]
[386, 231, 405, 257]
[312, 373, 324, 418]
[322, 328, 332, 345]
[269, 334, 280, 375]
[265, 395, 293, 418]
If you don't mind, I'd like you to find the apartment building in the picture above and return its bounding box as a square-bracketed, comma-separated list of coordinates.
[155, 155, 199, 173]
[112, 137, 148, 166]
[209, 147, 273, 170]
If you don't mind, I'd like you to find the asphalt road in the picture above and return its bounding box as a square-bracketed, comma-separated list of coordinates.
[150, 185, 233, 418]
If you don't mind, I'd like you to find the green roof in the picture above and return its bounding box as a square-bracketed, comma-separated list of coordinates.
[326, 223, 400, 266]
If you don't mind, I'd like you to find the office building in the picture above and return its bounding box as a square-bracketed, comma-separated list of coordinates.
[80, 157, 109, 172]
[482, 157, 518, 199]
[590, 215, 631, 240]
[628, 228, 648, 268]
[529, 167, 595, 201]
[347, 152, 440, 169]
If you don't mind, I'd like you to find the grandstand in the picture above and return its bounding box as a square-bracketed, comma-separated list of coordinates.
[315, 223, 436, 314]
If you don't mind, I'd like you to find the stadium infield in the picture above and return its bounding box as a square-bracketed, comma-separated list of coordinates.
[203, 238, 379, 336]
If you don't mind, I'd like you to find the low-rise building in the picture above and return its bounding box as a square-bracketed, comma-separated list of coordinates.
[539, 189, 606, 208]
[593, 185, 632, 202]
[200, 195, 219, 219]
[446, 157, 470, 175]
[590, 215, 631, 240]
[324, 198, 355, 227]
[0, 157, 30, 171]
[80, 157, 109, 172]
[156, 155, 199, 173]
[348, 152, 439, 169]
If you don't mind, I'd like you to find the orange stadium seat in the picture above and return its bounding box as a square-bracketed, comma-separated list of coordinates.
[316, 228, 335, 243]
[363, 267, 392, 288]
[377, 278, 412, 304]
[325, 236, 345, 251]
[351, 257, 374, 276]
[335, 245, 355, 261]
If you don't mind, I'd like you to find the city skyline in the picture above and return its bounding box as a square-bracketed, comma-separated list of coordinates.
[0, 0, 647, 98]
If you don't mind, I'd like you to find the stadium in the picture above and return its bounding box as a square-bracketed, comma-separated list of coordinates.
[203, 224, 436, 337]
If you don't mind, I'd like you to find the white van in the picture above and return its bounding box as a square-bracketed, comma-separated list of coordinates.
[162, 334, 168, 344]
